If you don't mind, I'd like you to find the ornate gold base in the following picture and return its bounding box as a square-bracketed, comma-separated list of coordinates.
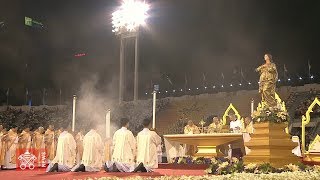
[194, 145, 224, 157]
[243, 122, 299, 167]
[303, 152, 320, 163]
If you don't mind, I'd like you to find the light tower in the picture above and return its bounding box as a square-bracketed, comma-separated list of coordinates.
[112, 0, 149, 103]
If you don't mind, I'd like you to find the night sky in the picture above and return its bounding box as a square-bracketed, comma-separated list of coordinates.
[1, 0, 320, 102]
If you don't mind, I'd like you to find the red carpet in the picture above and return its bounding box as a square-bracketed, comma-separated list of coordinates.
[0, 164, 206, 180]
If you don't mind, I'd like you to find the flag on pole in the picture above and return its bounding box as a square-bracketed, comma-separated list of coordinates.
[284, 64, 288, 72]
[184, 73, 188, 90]
[221, 73, 225, 80]
[240, 68, 247, 83]
[283, 64, 288, 81]
[202, 73, 206, 87]
[6, 88, 9, 96]
[166, 75, 173, 86]
[308, 60, 311, 76]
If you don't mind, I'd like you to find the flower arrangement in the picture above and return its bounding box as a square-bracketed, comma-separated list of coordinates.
[87, 171, 320, 180]
[172, 156, 212, 165]
[252, 106, 289, 123]
[205, 157, 244, 175]
[205, 157, 316, 175]
[83, 160, 320, 180]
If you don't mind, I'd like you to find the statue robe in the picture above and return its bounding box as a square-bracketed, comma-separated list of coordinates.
[257, 62, 278, 108]
[136, 128, 161, 169]
[80, 129, 103, 171]
[49, 131, 76, 171]
[18, 130, 31, 153]
[4, 130, 18, 169]
[44, 129, 55, 161]
[111, 127, 136, 164]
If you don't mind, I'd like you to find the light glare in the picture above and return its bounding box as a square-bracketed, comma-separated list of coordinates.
[112, 0, 149, 33]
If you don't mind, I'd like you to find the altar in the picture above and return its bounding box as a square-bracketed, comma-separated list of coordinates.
[164, 133, 243, 162]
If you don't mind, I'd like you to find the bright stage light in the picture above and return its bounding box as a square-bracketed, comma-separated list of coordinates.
[112, 0, 149, 33]
[299, 77, 302, 80]
[288, 78, 291, 81]
[311, 75, 314, 79]
[248, 82, 251, 85]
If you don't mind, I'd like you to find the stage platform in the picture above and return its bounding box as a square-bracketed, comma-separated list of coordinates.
[0, 164, 207, 180]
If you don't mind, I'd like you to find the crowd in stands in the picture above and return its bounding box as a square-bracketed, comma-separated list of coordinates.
[294, 89, 320, 118]
[0, 98, 170, 136]
[0, 107, 72, 132]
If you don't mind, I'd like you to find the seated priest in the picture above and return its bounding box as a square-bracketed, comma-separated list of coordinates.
[136, 118, 162, 172]
[229, 114, 243, 133]
[183, 120, 199, 155]
[243, 117, 254, 134]
[46, 124, 76, 172]
[207, 116, 222, 133]
[184, 120, 200, 134]
[228, 114, 245, 159]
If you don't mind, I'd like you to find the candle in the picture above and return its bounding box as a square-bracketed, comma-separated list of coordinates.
[106, 109, 111, 138]
[251, 99, 254, 116]
[152, 90, 156, 129]
[72, 95, 77, 132]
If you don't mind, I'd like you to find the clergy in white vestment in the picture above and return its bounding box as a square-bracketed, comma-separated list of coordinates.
[46, 125, 76, 172]
[136, 119, 162, 172]
[229, 114, 243, 133]
[72, 126, 103, 172]
[105, 118, 138, 172]
[228, 114, 245, 159]
[111, 118, 136, 164]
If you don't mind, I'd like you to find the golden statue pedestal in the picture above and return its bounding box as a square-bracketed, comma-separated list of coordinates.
[303, 152, 320, 163]
[243, 122, 299, 167]
[164, 133, 243, 157]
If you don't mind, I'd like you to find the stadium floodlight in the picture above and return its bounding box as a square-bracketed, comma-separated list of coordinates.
[112, 0, 149, 34]
[112, 0, 150, 102]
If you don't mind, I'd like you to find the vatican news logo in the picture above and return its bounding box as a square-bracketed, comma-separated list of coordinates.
[16, 148, 47, 170]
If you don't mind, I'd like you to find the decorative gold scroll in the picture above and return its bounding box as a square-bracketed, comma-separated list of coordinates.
[222, 103, 243, 126]
[308, 134, 320, 151]
[302, 97, 320, 153]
